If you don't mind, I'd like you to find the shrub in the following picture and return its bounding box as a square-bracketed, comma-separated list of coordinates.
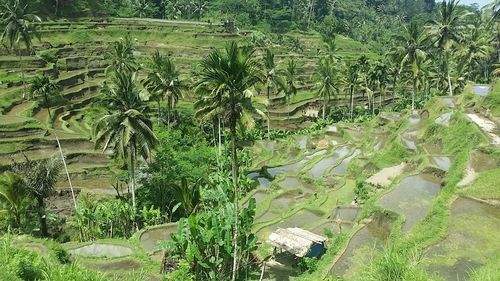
[354, 177, 370, 201]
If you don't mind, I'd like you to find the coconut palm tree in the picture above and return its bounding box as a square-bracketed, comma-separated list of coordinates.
[93, 70, 158, 211]
[30, 76, 77, 211]
[144, 50, 185, 126]
[428, 0, 470, 96]
[283, 58, 299, 120]
[394, 22, 427, 110]
[105, 36, 138, 75]
[194, 41, 263, 281]
[0, 171, 26, 228]
[11, 156, 62, 237]
[346, 62, 360, 120]
[262, 49, 283, 137]
[457, 17, 494, 82]
[0, 0, 41, 98]
[316, 57, 341, 119]
[368, 61, 389, 109]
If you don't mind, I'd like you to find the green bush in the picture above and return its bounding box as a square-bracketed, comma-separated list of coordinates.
[298, 257, 319, 273]
[164, 260, 194, 281]
[354, 177, 370, 201]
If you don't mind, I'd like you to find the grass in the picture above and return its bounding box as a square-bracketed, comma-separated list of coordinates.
[461, 168, 500, 199]
[483, 79, 500, 117]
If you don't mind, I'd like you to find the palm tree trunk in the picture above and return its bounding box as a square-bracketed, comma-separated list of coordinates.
[128, 143, 136, 212]
[218, 117, 222, 166]
[37, 196, 48, 237]
[350, 87, 354, 120]
[445, 52, 453, 96]
[19, 52, 26, 99]
[230, 119, 240, 281]
[412, 78, 417, 111]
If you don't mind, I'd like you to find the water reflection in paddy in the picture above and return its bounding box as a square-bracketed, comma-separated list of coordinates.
[378, 174, 440, 231]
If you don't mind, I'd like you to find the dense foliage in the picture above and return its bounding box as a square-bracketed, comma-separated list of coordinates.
[24, 0, 441, 50]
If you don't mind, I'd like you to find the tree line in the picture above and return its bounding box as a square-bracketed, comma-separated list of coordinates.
[0, 0, 498, 279]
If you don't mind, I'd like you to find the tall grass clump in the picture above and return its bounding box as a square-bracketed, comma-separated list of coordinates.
[357, 243, 430, 281]
[0, 236, 109, 281]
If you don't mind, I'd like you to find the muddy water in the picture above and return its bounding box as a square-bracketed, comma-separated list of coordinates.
[472, 85, 490, 96]
[266, 149, 327, 177]
[257, 209, 325, 240]
[309, 146, 350, 179]
[256, 192, 301, 223]
[332, 206, 361, 222]
[69, 243, 134, 258]
[331, 149, 361, 176]
[430, 156, 451, 171]
[84, 259, 143, 272]
[331, 212, 395, 278]
[470, 150, 497, 172]
[139, 224, 178, 252]
[435, 112, 452, 126]
[256, 177, 271, 188]
[425, 198, 500, 281]
[295, 135, 308, 149]
[279, 177, 315, 193]
[441, 98, 456, 108]
[312, 221, 353, 236]
[378, 174, 441, 231]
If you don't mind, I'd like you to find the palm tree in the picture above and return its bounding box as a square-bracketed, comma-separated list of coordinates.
[283, 58, 299, 120]
[0, 0, 41, 98]
[105, 36, 138, 75]
[368, 61, 389, 109]
[144, 50, 185, 126]
[262, 49, 283, 138]
[30, 76, 77, 211]
[133, 0, 152, 18]
[395, 22, 427, 110]
[346, 62, 360, 120]
[11, 156, 62, 237]
[93, 70, 158, 211]
[428, 0, 470, 96]
[0, 171, 26, 227]
[457, 17, 494, 82]
[316, 57, 341, 119]
[194, 42, 263, 281]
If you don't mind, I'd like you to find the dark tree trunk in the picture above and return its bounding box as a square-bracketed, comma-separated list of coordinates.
[37, 196, 48, 237]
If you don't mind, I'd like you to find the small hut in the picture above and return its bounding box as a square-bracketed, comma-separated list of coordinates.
[268, 227, 327, 258]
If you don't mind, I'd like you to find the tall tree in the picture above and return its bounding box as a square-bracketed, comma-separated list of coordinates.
[368, 61, 389, 109]
[194, 42, 263, 281]
[394, 22, 427, 110]
[105, 35, 138, 75]
[11, 156, 62, 237]
[316, 57, 341, 119]
[428, 0, 470, 96]
[283, 58, 299, 120]
[93, 70, 158, 211]
[30, 76, 78, 211]
[346, 62, 360, 120]
[0, 0, 41, 98]
[144, 50, 185, 126]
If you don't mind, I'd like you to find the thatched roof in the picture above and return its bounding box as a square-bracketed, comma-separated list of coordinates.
[267, 227, 327, 257]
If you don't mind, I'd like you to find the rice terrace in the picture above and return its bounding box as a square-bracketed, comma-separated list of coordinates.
[0, 0, 499, 280]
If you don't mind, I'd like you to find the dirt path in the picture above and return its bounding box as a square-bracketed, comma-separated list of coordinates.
[367, 162, 407, 188]
[466, 113, 500, 146]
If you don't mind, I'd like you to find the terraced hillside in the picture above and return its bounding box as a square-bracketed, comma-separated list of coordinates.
[242, 84, 500, 280]
[0, 18, 384, 195]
